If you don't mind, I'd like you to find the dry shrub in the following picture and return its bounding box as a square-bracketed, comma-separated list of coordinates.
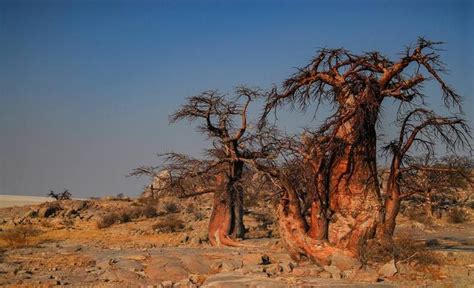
[0, 226, 42, 248]
[96, 213, 117, 229]
[152, 216, 185, 233]
[362, 236, 442, 267]
[185, 203, 195, 214]
[96, 205, 158, 229]
[447, 208, 470, 223]
[193, 211, 205, 221]
[405, 209, 433, 225]
[164, 202, 180, 214]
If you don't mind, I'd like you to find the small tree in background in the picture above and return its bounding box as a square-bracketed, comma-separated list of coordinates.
[378, 108, 471, 240]
[48, 189, 72, 201]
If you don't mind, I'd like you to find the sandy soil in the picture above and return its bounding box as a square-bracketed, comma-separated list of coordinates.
[0, 197, 473, 287]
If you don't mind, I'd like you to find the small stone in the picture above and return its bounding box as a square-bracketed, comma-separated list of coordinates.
[261, 254, 271, 265]
[161, 280, 173, 288]
[292, 265, 323, 276]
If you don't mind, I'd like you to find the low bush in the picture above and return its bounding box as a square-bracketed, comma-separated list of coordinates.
[361, 236, 442, 266]
[96, 213, 117, 229]
[193, 211, 206, 221]
[152, 216, 185, 233]
[96, 204, 158, 229]
[447, 208, 470, 223]
[164, 202, 180, 214]
[405, 209, 433, 225]
[0, 226, 42, 248]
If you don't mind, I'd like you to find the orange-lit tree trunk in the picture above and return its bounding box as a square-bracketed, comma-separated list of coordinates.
[377, 159, 402, 241]
[208, 161, 246, 246]
[276, 177, 354, 265]
[326, 104, 382, 256]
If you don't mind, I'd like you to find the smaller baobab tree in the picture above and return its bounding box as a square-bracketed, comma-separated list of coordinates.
[378, 108, 471, 240]
[131, 87, 272, 246]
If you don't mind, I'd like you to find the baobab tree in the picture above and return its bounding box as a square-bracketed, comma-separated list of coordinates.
[132, 87, 272, 246]
[259, 38, 466, 262]
[378, 108, 471, 240]
[245, 131, 356, 264]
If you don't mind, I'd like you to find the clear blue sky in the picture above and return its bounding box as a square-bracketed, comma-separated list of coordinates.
[0, 0, 472, 197]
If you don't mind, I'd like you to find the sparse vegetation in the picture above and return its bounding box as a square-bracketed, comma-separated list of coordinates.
[361, 236, 442, 266]
[152, 216, 185, 233]
[48, 189, 72, 201]
[447, 208, 470, 223]
[0, 226, 42, 248]
[96, 204, 158, 229]
[164, 202, 179, 214]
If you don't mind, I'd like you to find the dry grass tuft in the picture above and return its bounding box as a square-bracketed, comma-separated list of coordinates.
[361, 235, 442, 267]
[152, 216, 185, 233]
[447, 208, 470, 224]
[164, 202, 180, 214]
[96, 204, 158, 229]
[0, 225, 42, 248]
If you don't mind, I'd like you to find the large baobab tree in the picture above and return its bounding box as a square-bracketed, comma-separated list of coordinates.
[260, 38, 466, 261]
[245, 132, 356, 265]
[378, 108, 471, 240]
[132, 87, 271, 246]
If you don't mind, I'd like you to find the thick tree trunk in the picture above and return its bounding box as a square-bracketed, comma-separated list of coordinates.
[231, 185, 245, 238]
[325, 98, 382, 256]
[308, 200, 329, 240]
[277, 94, 383, 262]
[208, 162, 246, 246]
[276, 183, 353, 265]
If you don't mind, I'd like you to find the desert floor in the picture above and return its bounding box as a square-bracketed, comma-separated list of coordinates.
[0, 196, 473, 287]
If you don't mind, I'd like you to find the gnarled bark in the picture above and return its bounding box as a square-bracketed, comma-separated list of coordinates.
[276, 182, 354, 265]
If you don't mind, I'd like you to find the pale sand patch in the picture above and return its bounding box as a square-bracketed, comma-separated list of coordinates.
[0, 194, 53, 208]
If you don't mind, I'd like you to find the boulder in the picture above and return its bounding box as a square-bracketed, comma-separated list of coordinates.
[221, 260, 243, 272]
[39, 205, 60, 218]
[24, 210, 38, 218]
[378, 260, 397, 277]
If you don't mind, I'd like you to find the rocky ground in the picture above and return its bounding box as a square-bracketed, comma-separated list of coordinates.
[0, 197, 473, 287]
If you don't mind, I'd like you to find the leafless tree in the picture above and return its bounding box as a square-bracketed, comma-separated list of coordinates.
[259, 38, 467, 262]
[131, 87, 273, 246]
[378, 109, 471, 240]
[48, 189, 72, 201]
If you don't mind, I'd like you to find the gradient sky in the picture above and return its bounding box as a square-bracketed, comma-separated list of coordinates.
[0, 0, 472, 198]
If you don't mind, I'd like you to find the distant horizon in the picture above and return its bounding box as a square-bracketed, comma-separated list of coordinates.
[1, 0, 472, 198]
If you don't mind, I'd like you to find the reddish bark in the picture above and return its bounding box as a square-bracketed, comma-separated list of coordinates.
[276, 180, 354, 265]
